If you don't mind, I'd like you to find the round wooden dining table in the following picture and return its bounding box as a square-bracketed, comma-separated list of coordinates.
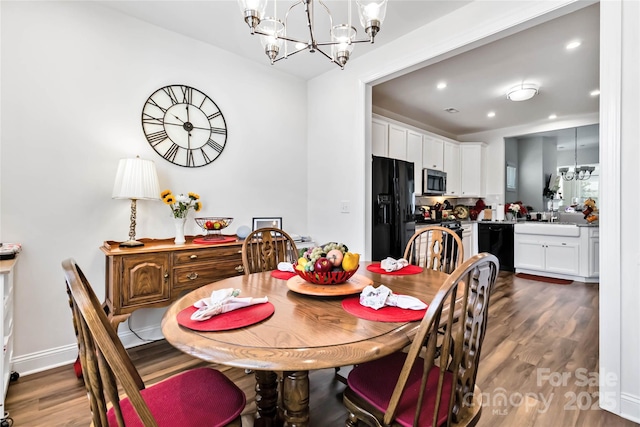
[161, 261, 449, 427]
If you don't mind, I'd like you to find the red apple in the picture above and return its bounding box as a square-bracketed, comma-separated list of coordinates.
[205, 220, 214, 229]
[314, 257, 332, 273]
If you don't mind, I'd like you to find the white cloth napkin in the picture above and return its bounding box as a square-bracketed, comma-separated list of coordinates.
[191, 288, 269, 321]
[359, 285, 427, 311]
[278, 262, 295, 272]
[380, 257, 409, 272]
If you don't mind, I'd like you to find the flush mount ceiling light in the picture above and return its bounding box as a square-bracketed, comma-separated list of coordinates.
[506, 83, 539, 101]
[238, 0, 388, 69]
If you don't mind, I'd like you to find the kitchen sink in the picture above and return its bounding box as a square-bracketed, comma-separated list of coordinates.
[515, 222, 580, 236]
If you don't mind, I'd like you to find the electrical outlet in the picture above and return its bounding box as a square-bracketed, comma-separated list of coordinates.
[340, 200, 350, 213]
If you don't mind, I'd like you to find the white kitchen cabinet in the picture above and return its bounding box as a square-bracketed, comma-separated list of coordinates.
[372, 118, 389, 157]
[514, 223, 598, 282]
[461, 223, 476, 261]
[406, 131, 423, 194]
[460, 143, 486, 197]
[0, 258, 17, 417]
[423, 135, 444, 170]
[388, 124, 408, 160]
[443, 141, 460, 196]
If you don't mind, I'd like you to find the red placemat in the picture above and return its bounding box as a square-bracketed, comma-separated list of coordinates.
[177, 302, 275, 331]
[192, 236, 237, 244]
[341, 297, 427, 322]
[366, 263, 423, 275]
[271, 270, 297, 280]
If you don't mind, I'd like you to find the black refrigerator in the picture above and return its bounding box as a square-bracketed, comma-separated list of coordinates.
[372, 156, 416, 260]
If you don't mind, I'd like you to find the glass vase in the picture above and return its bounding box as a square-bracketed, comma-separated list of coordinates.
[174, 217, 187, 244]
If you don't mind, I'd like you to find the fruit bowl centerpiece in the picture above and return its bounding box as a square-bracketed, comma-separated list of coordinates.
[194, 217, 233, 240]
[294, 242, 360, 285]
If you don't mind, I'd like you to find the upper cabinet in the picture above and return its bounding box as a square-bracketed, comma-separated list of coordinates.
[423, 135, 444, 171]
[460, 143, 487, 197]
[371, 116, 486, 198]
[388, 124, 408, 161]
[406, 131, 423, 195]
[444, 141, 461, 196]
[372, 118, 389, 157]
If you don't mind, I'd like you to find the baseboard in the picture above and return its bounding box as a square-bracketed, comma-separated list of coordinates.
[12, 325, 164, 376]
[620, 392, 640, 423]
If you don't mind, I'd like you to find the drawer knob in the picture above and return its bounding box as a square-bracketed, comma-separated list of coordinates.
[187, 272, 199, 280]
[190, 255, 198, 259]
[164, 272, 169, 281]
[235, 265, 244, 273]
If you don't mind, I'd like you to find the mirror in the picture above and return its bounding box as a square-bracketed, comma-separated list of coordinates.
[505, 124, 599, 212]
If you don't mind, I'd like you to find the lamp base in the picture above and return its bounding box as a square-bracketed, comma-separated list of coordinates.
[119, 239, 144, 248]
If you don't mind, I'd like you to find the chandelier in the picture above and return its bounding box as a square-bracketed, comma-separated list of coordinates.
[237, 0, 388, 69]
[559, 127, 595, 181]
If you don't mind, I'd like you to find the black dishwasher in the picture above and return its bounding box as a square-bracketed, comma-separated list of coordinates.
[477, 222, 514, 272]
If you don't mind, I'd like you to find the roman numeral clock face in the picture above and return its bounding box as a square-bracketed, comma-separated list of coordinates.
[142, 85, 227, 167]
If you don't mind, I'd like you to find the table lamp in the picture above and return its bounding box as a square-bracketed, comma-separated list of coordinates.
[112, 156, 161, 247]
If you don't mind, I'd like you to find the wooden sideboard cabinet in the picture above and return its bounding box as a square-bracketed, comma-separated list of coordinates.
[100, 237, 244, 324]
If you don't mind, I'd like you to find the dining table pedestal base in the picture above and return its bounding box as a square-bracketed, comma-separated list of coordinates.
[254, 369, 310, 427]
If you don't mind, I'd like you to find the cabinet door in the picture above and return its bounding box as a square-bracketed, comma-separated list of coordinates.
[388, 124, 407, 160]
[372, 118, 388, 157]
[514, 237, 545, 270]
[545, 241, 580, 275]
[444, 141, 460, 196]
[460, 144, 484, 197]
[461, 225, 472, 261]
[589, 236, 599, 277]
[121, 253, 170, 308]
[423, 135, 444, 170]
[406, 131, 423, 194]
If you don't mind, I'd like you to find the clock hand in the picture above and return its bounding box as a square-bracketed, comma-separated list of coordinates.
[164, 122, 211, 132]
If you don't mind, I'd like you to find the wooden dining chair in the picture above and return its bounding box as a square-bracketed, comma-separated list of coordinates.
[342, 252, 499, 427]
[62, 258, 246, 427]
[242, 227, 299, 274]
[404, 225, 464, 274]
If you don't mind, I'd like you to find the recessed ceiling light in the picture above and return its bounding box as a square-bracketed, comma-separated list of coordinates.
[437, 82, 447, 90]
[590, 89, 600, 96]
[549, 114, 557, 120]
[566, 40, 581, 50]
[506, 83, 539, 101]
[487, 111, 495, 118]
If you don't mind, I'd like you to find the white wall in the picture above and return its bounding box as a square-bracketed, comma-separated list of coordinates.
[0, 1, 307, 372]
[307, 0, 639, 423]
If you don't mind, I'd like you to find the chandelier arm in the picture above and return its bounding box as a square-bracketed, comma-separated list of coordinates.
[253, 29, 306, 45]
[304, 0, 318, 50]
[316, 37, 372, 47]
[270, 46, 311, 62]
[315, 45, 338, 62]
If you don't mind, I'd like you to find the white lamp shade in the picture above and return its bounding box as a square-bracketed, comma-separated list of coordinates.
[112, 157, 161, 200]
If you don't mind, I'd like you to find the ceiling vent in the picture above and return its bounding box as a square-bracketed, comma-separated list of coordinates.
[444, 108, 459, 113]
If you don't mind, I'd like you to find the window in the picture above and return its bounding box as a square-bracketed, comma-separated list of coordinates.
[557, 164, 599, 206]
[506, 163, 517, 191]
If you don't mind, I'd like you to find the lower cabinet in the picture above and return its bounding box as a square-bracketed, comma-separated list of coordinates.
[461, 223, 477, 262]
[514, 224, 598, 282]
[514, 236, 580, 276]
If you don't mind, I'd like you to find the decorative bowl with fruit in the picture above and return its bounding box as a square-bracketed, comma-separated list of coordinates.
[194, 217, 233, 240]
[294, 242, 360, 285]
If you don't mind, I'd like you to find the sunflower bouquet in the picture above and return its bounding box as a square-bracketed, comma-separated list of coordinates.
[161, 190, 202, 219]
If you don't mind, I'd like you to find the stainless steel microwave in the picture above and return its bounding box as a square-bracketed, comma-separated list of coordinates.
[423, 168, 447, 195]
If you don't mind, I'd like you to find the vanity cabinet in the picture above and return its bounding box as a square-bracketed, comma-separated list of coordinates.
[101, 237, 244, 324]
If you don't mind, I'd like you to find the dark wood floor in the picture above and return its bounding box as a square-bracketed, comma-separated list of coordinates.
[4, 272, 638, 426]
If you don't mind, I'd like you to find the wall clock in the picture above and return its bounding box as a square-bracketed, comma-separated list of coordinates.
[141, 84, 227, 167]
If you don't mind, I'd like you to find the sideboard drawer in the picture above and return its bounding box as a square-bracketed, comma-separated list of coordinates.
[173, 246, 243, 264]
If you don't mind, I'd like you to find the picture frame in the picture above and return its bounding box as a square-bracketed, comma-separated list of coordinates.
[252, 217, 282, 231]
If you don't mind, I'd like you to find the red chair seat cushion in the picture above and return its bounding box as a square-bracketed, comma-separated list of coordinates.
[107, 367, 246, 427]
[347, 352, 453, 427]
